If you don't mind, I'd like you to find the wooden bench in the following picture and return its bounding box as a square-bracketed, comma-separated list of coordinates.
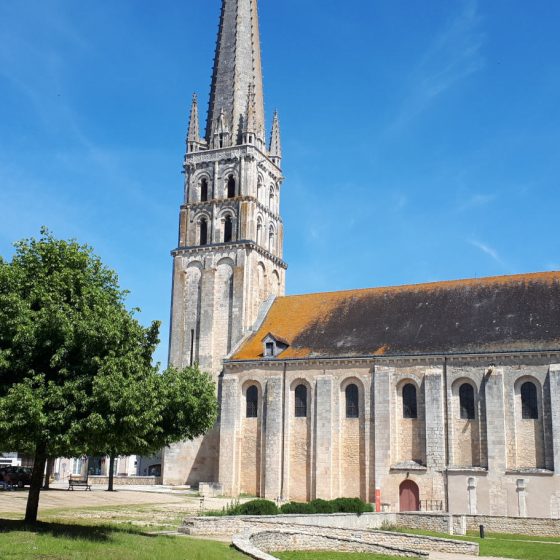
[68, 478, 92, 491]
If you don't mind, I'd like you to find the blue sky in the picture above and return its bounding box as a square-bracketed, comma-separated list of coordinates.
[1, 0, 559, 366]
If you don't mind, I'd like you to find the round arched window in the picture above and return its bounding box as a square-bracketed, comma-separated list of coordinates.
[246, 385, 258, 418]
[294, 384, 307, 417]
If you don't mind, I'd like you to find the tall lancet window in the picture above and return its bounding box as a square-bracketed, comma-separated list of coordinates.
[246, 385, 258, 418]
[402, 383, 417, 419]
[200, 218, 208, 246]
[521, 381, 538, 419]
[224, 215, 233, 243]
[256, 219, 262, 245]
[227, 175, 236, 198]
[346, 384, 359, 418]
[294, 384, 308, 418]
[269, 227, 275, 254]
[459, 383, 475, 420]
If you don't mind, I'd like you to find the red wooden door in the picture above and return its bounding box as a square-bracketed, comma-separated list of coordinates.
[399, 480, 420, 512]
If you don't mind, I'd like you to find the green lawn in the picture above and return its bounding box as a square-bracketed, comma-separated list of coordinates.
[385, 527, 560, 560]
[0, 520, 246, 560]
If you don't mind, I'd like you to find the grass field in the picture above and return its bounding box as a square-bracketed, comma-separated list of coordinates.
[385, 527, 560, 560]
[0, 520, 246, 560]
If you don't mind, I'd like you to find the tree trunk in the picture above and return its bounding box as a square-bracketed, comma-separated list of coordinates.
[107, 453, 116, 492]
[25, 446, 47, 524]
[43, 458, 54, 490]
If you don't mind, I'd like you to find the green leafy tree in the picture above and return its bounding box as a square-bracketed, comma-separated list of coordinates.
[90, 364, 217, 491]
[0, 229, 217, 521]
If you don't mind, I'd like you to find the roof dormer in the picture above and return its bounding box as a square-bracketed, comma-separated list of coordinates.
[262, 332, 289, 359]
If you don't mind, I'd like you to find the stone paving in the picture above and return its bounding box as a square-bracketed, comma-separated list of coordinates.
[0, 483, 236, 522]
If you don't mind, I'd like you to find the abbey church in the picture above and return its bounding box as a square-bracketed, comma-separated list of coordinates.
[162, 0, 560, 519]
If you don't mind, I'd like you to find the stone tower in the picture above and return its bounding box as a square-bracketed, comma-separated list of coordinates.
[163, 0, 287, 485]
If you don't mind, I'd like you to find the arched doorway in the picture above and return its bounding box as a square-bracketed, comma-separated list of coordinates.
[399, 480, 420, 512]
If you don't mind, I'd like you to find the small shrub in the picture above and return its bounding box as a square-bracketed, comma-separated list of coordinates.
[310, 499, 336, 514]
[280, 501, 316, 515]
[236, 499, 279, 516]
[381, 520, 398, 531]
[330, 497, 373, 514]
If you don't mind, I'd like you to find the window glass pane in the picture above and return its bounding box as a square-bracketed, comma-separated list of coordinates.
[459, 384, 475, 420]
[295, 384, 307, 417]
[346, 384, 359, 418]
[265, 342, 274, 356]
[246, 385, 258, 418]
[521, 382, 538, 419]
[402, 384, 417, 419]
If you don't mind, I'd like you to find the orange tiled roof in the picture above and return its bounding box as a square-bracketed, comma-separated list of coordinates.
[232, 271, 560, 360]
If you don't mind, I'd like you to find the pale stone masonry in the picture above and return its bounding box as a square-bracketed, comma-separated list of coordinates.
[163, 0, 286, 486]
[164, 0, 560, 519]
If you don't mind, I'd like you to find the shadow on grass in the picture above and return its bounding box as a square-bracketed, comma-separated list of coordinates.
[0, 518, 158, 542]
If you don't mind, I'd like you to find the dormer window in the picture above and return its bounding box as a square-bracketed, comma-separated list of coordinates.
[262, 333, 289, 359]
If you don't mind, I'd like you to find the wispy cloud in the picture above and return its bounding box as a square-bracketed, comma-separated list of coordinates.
[458, 192, 497, 211]
[389, 0, 485, 132]
[468, 239, 506, 267]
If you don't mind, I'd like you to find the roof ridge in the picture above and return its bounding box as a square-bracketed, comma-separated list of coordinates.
[276, 270, 560, 300]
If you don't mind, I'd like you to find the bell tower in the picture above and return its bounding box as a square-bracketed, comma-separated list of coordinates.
[163, 0, 287, 485]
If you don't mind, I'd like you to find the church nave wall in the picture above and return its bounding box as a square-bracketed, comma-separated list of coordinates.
[287, 379, 312, 502]
[239, 380, 263, 496]
[338, 377, 367, 500]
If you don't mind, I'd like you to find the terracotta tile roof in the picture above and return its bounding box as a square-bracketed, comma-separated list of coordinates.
[232, 271, 560, 360]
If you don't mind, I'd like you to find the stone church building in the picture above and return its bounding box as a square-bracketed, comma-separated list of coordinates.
[162, 0, 560, 518]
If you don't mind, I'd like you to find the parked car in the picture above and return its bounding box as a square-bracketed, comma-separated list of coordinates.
[0, 466, 33, 488]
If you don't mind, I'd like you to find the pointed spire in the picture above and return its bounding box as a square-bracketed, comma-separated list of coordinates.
[206, 0, 265, 146]
[269, 110, 282, 166]
[187, 93, 206, 153]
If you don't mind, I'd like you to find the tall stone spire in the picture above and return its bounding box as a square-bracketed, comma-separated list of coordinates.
[206, 0, 265, 148]
[165, 0, 286, 488]
[269, 110, 282, 166]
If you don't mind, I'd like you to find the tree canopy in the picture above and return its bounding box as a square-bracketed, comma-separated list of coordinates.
[0, 229, 217, 521]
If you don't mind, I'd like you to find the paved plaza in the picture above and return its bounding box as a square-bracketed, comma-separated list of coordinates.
[0, 483, 233, 522]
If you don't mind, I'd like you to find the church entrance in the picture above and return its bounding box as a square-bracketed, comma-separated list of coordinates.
[399, 480, 420, 512]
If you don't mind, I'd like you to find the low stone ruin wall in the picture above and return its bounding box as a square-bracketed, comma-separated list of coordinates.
[88, 476, 162, 486]
[182, 512, 394, 536]
[465, 514, 560, 536]
[395, 512, 560, 536]
[181, 515, 479, 556]
[233, 529, 427, 560]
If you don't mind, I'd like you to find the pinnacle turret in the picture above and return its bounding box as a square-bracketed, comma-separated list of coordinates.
[206, 0, 265, 147]
[269, 110, 282, 166]
[242, 84, 258, 146]
[186, 93, 205, 153]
